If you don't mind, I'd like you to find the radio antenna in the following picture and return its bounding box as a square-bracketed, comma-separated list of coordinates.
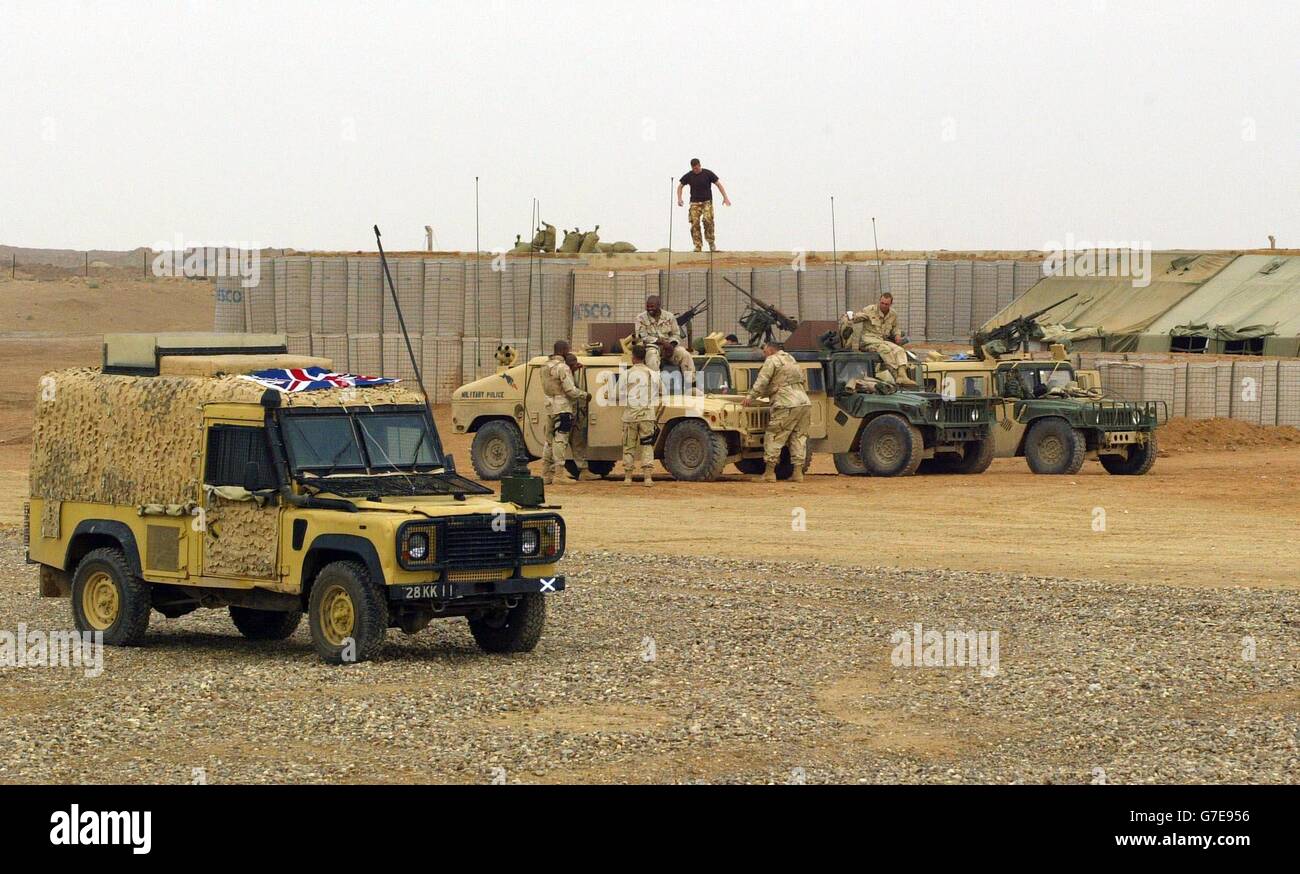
[374, 224, 430, 415]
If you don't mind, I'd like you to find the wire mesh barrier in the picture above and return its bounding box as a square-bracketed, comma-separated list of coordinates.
[219, 255, 1300, 417]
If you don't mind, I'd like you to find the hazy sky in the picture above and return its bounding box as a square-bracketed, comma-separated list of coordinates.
[2, 0, 1296, 253]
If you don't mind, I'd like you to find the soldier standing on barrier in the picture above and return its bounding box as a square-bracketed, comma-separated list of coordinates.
[541, 341, 598, 484]
[634, 295, 680, 369]
[742, 340, 811, 482]
[676, 158, 731, 252]
[621, 344, 661, 486]
[848, 291, 916, 386]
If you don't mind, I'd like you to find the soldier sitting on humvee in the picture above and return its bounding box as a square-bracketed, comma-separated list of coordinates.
[655, 337, 695, 395]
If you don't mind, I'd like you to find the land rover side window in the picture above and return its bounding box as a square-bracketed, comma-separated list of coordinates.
[205, 425, 276, 489]
[282, 414, 364, 471]
[355, 413, 438, 469]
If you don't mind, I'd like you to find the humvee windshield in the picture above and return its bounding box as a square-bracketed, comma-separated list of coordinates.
[696, 358, 733, 394]
[282, 409, 441, 474]
[1003, 364, 1075, 398]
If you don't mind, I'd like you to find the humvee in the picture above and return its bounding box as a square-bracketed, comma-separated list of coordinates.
[26, 334, 567, 664]
[920, 348, 1165, 475]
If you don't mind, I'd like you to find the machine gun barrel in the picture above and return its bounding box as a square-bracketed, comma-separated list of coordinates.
[676, 298, 708, 327]
[1022, 292, 1079, 323]
[722, 277, 799, 332]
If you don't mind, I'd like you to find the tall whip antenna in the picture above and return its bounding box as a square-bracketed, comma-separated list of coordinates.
[666, 177, 674, 308]
[872, 216, 884, 300]
[374, 225, 430, 416]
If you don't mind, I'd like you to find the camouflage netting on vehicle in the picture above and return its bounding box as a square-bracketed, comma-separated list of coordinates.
[30, 368, 428, 507]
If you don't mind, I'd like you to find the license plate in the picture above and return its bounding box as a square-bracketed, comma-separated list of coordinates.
[394, 583, 455, 601]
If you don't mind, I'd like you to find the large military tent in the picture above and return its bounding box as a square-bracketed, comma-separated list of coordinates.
[980, 251, 1234, 352]
[1134, 255, 1300, 356]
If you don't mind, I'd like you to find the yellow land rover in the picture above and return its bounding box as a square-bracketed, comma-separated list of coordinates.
[26, 333, 566, 664]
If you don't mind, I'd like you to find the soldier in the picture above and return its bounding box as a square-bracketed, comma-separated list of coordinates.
[741, 340, 811, 482]
[850, 291, 916, 386]
[540, 341, 598, 484]
[565, 353, 595, 475]
[621, 344, 661, 486]
[634, 295, 680, 369]
[655, 337, 695, 394]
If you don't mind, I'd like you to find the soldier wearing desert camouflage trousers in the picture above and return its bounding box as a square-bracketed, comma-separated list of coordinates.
[621, 344, 661, 485]
[540, 340, 598, 484]
[742, 340, 811, 482]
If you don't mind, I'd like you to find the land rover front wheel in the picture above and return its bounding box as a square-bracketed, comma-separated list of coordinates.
[1099, 432, 1158, 476]
[308, 561, 388, 665]
[858, 414, 924, 477]
[469, 593, 546, 654]
[229, 606, 303, 640]
[1024, 418, 1086, 475]
[662, 420, 728, 481]
[71, 547, 152, 646]
[471, 420, 528, 480]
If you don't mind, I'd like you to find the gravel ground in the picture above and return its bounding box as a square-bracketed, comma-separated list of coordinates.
[1, 536, 1297, 784]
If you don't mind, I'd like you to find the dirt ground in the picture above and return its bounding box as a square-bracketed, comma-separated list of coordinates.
[1, 275, 1297, 783]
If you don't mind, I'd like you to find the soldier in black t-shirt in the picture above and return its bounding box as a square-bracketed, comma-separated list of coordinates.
[676, 158, 731, 252]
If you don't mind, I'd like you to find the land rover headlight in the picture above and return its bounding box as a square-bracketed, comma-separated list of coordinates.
[398, 524, 438, 569]
[520, 528, 540, 557]
[521, 515, 564, 564]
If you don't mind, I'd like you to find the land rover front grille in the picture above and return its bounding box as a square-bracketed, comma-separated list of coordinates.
[444, 516, 518, 568]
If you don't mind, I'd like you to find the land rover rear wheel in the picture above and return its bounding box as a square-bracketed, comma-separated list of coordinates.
[1099, 432, 1158, 476]
[1024, 418, 1086, 475]
[469, 593, 546, 654]
[662, 419, 728, 481]
[471, 419, 527, 480]
[229, 606, 303, 640]
[308, 561, 388, 665]
[71, 547, 151, 646]
[858, 414, 924, 477]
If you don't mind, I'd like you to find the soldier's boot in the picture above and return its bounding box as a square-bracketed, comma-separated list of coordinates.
[623, 474, 633, 485]
[791, 465, 804, 483]
[895, 368, 918, 387]
[757, 464, 777, 483]
[542, 470, 554, 485]
[643, 469, 654, 486]
[577, 469, 602, 482]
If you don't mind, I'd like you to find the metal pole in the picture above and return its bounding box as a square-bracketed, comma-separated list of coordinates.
[474, 176, 481, 370]
[872, 216, 884, 300]
[831, 196, 839, 313]
[666, 176, 674, 306]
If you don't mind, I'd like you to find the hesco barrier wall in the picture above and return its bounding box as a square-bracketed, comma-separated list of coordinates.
[216, 254, 1300, 414]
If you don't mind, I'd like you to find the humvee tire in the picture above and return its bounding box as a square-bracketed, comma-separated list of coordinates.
[564, 460, 615, 478]
[229, 606, 302, 641]
[1100, 432, 1158, 476]
[773, 447, 811, 480]
[71, 547, 151, 646]
[1024, 418, 1086, 475]
[471, 419, 527, 480]
[469, 593, 546, 654]
[662, 420, 728, 481]
[833, 452, 867, 476]
[858, 414, 924, 477]
[308, 561, 388, 665]
[922, 436, 995, 475]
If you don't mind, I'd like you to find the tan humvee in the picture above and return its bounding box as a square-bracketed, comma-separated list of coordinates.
[451, 338, 829, 481]
[920, 346, 1164, 475]
[27, 334, 567, 664]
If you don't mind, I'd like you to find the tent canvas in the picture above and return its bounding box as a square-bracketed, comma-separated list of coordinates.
[1134, 255, 1300, 356]
[980, 252, 1233, 352]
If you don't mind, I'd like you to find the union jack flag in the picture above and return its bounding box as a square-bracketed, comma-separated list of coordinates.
[241, 366, 399, 393]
